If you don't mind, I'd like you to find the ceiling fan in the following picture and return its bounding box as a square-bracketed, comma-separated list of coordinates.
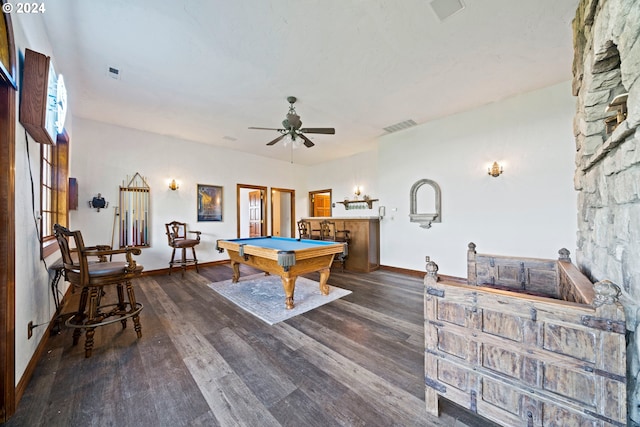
[249, 96, 335, 147]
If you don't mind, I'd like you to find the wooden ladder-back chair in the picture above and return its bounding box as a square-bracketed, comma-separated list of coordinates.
[53, 224, 144, 358]
[297, 220, 312, 239]
[319, 220, 350, 271]
[165, 221, 201, 276]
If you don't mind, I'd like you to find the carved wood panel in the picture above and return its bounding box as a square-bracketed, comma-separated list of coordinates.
[426, 257, 627, 426]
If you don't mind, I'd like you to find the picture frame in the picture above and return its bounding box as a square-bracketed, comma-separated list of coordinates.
[197, 184, 223, 222]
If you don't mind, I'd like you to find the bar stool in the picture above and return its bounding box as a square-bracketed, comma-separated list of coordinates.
[165, 221, 201, 276]
[297, 220, 313, 239]
[53, 224, 144, 358]
[319, 220, 350, 271]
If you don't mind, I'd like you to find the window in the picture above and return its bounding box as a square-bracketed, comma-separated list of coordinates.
[41, 132, 69, 258]
[41, 143, 54, 241]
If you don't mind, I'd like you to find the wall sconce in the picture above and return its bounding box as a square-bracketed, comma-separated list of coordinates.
[354, 185, 362, 198]
[488, 162, 504, 177]
[88, 193, 108, 212]
[169, 179, 179, 191]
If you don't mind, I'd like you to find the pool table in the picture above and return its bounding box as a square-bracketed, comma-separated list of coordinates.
[216, 236, 346, 309]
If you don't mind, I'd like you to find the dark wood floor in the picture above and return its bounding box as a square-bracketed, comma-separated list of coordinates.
[7, 265, 498, 426]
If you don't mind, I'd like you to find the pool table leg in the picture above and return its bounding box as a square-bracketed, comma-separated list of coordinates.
[282, 277, 296, 309]
[230, 260, 240, 283]
[318, 268, 331, 295]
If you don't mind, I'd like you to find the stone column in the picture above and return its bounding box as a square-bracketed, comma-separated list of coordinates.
[572, 0, 640, 424]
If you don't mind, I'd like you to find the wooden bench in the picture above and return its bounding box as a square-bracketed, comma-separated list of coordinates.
[424, 243, 626, 426]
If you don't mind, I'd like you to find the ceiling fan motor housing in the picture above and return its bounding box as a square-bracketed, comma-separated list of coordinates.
[283, 113, 302, 130]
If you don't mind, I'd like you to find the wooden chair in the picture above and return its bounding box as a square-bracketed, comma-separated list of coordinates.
[319, 220, 350, 271]
[165, 221, 201, 276]
[297, 220, 313, 239]
[53, 224, 144, 358]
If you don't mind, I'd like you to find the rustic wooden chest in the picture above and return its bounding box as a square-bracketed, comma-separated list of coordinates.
[424, 243, 626, 426]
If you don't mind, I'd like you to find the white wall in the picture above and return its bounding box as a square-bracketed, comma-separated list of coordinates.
[279, 192, 292, 237]
[307, 82, 578, 277]
[238, 187, 252, 238]
[69, 118, 308, 271]
[306, 149, 379, 217]
[11, 13, 67, 384]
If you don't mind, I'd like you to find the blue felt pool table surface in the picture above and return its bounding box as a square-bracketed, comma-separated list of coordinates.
[220, 236, 339, 251]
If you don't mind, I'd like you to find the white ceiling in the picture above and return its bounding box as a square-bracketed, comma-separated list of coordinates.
[40, 0, 579, 165]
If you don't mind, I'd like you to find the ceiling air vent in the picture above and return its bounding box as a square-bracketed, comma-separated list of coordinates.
[383, 119, 417, 134]
[430, 0, 465, 21]
[107, 66, 121, 80]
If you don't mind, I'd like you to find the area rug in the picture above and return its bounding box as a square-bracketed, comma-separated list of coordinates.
[208, 273, 352, 325]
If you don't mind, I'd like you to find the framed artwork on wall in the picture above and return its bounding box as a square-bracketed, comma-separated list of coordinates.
[197, 184, 223, 222]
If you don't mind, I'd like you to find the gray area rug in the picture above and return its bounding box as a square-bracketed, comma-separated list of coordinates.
[208, 273, 352, 325]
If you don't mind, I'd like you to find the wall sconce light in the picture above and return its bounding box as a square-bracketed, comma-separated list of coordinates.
[88, 193, 108, 212]
[488, 162, 504, 177]
[169, 179, 179, 191]
[354, 185, 362, 197]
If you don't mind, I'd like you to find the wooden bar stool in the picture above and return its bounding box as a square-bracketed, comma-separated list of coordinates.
[297, 220, 313, 239]
[53, 224, 144, 358]
[165, 221, 201, 276]
[319, 220, 350, 271]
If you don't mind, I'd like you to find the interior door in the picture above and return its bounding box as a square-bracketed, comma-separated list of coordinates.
[237, 184, 267, 238]
[249, 190, 262, 237]
[310, 189, 332, 217]
[271, 188, 295, 237]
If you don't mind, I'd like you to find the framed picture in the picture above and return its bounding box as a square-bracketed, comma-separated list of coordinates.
[197, 184, 223, 221]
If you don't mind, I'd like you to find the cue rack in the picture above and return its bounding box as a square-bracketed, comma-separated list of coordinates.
[119, 172, 150, 248]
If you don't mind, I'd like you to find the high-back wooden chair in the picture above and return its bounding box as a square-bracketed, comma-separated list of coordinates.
[319, 220, 350, 271]
[319, 220, 350, 243]
[165, 221, 201, 276]
[297, 220, 313, 239]
[53, 224, 144, 358]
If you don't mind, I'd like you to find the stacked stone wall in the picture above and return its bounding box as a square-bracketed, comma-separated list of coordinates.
[573, 0, 640, 424]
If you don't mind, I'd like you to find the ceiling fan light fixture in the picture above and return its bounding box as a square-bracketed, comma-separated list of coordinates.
[283, 134, 301, 149]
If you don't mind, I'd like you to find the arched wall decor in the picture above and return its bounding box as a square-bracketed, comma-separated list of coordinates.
[409, 179, 441, 229]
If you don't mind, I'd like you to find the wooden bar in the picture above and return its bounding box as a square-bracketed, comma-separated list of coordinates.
[301, 217, 379, 272]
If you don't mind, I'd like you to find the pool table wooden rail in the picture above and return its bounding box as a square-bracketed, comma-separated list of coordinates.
[217, 240, 345, 262]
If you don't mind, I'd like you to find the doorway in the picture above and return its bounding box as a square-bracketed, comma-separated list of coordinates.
[309, 189, 332, 217]
[271, 188, 295, 237]
[236, 184, 267, 238]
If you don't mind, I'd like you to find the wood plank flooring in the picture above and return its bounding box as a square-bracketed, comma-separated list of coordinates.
[7, 265, 499, 426]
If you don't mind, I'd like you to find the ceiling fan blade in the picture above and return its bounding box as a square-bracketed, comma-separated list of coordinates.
[299, 133, 315, 148]
[266, 134, 287, 146]
[299, 128, 335, 134]
[249, 127, 285, 131]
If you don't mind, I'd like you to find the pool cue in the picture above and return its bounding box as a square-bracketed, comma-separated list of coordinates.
[110, 206, 118, 260]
